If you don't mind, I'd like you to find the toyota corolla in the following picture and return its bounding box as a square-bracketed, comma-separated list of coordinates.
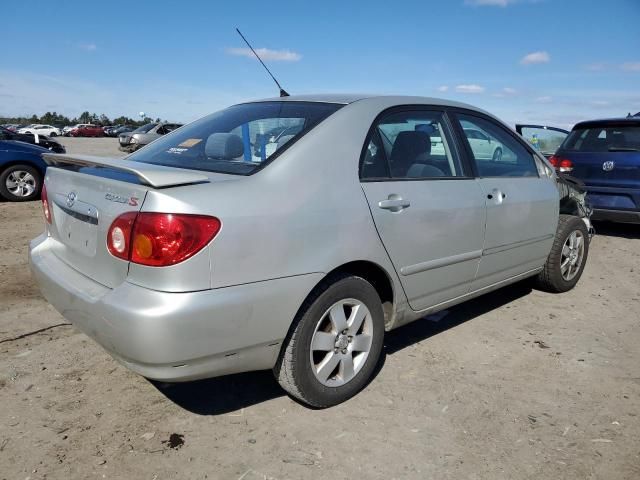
[30, 94, 591, 407]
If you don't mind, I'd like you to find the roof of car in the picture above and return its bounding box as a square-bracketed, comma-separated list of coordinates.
[249, 93, 482, 110]
[573, 117, 640, 129]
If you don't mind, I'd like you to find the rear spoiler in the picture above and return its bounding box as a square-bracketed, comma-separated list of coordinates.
[42, 153, 209, 188]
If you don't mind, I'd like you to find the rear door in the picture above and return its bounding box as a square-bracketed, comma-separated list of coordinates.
[360, 108, 486, 311]
[516, 124, 569, 158]
[452, 111, 559, 289]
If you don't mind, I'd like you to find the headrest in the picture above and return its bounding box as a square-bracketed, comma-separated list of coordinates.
[205, 133, 244, 160]
[415, 123, 437, 135]
[392, 131, 431, 159]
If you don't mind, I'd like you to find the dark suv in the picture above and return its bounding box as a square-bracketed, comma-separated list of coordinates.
[550, 118, 640, 224]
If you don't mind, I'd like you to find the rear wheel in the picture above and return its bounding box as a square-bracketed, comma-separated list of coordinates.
[49, 132, 57, 137]
[274, 274, 385, 407]
[0, 164, 42, 201]
[535, 215, 589, 293]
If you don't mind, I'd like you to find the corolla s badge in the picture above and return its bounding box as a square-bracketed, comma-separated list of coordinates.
[66, 191, 77, 208]
[105, 192, 139, 206]
[602, 161, 615, 172]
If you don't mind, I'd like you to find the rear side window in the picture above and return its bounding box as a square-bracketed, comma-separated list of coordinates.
[455, 114, 538, 177]
[361, 110, 465, 180]
[562, 124, 640, 152]
[128, 102, 342, 175]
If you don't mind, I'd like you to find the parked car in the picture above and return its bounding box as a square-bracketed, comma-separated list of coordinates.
[69, 124, 104, 137]
[118, 122, 183, 152]
[550, 117, 640, 224]
[0, 126, 65, 153]
[106, 125, 135, 137]
[65, 124, 96, 136]
[0, 138, 48, 201]
[516, 124, 570, 159]
[18, 124, 62, 137]
[30, 95, 591, 407]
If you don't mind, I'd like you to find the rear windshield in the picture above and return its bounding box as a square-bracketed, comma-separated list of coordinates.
[561, 124, 640, 152]
[133, 123, 158, 133]
[127, 101, 342, 175]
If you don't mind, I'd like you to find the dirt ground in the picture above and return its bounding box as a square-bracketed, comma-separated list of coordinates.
[1, 137, 639, 479]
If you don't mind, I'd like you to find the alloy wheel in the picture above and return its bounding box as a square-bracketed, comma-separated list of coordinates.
[6, 170, 37, 197]
[560, 230, 585, 281]
[309, 298, 374, 387]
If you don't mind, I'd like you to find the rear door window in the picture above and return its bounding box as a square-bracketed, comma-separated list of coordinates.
[361, 110, 465, 180]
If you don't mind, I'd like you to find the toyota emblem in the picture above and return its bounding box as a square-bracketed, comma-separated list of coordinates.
[602, 161, 615, 172]
[66, 191, 77, 208]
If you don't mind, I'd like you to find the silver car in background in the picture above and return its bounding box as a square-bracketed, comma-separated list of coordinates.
[118, 122, 183, 152]
[30, 95, 591, 407]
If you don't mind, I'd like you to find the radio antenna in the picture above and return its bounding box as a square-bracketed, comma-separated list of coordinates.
[236, 28, 290, 97]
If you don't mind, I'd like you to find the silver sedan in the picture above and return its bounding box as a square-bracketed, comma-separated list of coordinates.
[30, 94, 591, 407]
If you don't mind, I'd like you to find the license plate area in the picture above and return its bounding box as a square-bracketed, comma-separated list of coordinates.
[52, 194, 99, 257]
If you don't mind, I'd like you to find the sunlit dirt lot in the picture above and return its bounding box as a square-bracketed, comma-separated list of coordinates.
[1, 137, 639, 479]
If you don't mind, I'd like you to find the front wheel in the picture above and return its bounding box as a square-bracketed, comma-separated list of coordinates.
[535, 215, 589, 293]
[274, 275, 385, 407]
[0, 164, 42, 201]
[49, 132, 57, 137]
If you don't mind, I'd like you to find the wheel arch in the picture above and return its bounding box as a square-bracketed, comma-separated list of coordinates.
[0, 158, 46, 177]
[300, 260, 397, 330]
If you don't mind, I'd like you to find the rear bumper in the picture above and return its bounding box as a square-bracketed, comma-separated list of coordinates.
[585, 185, 640, 224]
[29, 234, 322, 381]
[591, 209, 640, 224]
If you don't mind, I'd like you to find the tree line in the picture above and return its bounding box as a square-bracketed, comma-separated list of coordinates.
[0, 111, 164, 127]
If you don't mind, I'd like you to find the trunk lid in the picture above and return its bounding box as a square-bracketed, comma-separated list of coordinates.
[42, 154, 210, 288]
[558, 150, 640, 188]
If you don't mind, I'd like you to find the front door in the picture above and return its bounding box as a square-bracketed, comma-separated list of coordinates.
[360, 108, 486, 311]
[454, 113, 559, 290]
[516, 124, 570, 158]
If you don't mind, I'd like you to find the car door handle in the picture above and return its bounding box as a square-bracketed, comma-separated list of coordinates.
[487, 189, 506, 203]
[378, 195, 410, 212]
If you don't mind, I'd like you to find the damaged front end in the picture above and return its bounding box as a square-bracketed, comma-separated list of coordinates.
[556, 173, 595, 239]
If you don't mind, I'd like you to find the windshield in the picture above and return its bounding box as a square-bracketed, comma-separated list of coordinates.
[562, 123, 640, 152]
[133, 123, 158, 133]
[128, 101, 342, 175]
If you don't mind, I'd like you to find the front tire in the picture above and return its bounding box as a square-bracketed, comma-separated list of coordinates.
[274, 274, 385, 407]
[535, 215, 589, 293]
[0, 164, 42, 201]
[49, 132, 57, 137]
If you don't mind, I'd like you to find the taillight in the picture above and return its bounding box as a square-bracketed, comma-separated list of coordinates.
[107, 212, 221, 267]
[41, 184, 52, 224]
[549, 155, 573, 173]
[106, 212, 137, 260]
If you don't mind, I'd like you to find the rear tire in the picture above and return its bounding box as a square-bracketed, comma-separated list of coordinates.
[274, 274, 385, 407]
[50, 132, 57, 137]
[0, 164, 42, 202]
[535, 215, 589, 293]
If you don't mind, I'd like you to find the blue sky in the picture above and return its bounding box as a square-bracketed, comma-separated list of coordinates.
[2, 0, 639, 128]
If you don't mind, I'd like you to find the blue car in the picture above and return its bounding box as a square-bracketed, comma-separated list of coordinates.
[0, 139, 48, 201]
[548, 118, 640, 224]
